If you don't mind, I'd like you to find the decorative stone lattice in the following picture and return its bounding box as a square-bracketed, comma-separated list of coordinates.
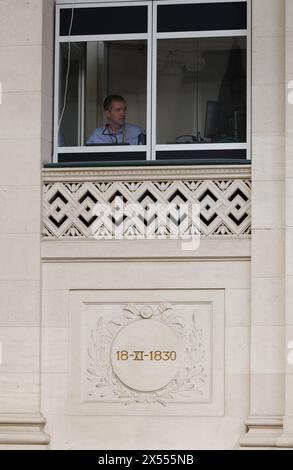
[43, 174, 251, 239]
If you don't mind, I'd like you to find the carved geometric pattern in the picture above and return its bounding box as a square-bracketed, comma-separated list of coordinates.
[43, 178, 251, 239]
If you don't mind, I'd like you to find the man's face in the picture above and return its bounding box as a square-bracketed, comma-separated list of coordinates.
[106, 100, 127, 129]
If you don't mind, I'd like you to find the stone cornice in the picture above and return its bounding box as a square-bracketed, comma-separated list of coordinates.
[42, 164, 251, 182]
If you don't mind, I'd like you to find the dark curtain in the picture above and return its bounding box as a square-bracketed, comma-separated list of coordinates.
[215, 41, 246, 142]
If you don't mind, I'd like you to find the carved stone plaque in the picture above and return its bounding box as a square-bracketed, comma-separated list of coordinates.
[110, 319, 182, 392]
[70, 290, 225, 415]
[82, 302, 213, 406]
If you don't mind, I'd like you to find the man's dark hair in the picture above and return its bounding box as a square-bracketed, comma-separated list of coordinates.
[103, 94, 126, 111]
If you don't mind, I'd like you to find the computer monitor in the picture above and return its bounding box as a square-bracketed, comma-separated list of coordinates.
[204, 100, 219, 140]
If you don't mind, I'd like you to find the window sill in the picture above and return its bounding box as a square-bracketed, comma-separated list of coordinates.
[44, 158, 251, 169]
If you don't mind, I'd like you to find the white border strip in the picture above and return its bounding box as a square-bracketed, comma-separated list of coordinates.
[155, 0, 246, 4]
[156, 30, 247, 39]
[59, 33, 148, 42]
[156, 143, 247, 151]
[246, 0, 251, 160]
[57, 1, 150, 11]
[151, 1, 157, 160]
[53, 6, 61, 162]
[146, 1, 152, 160]
[56, 0, 246, 4]
[57, 145, 147, 153]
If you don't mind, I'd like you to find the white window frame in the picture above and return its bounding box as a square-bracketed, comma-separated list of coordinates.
[53, 0, 251, 162]
[54, 1, 152, 162]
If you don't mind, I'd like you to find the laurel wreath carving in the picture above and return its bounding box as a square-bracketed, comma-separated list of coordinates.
[86, 304, 207, 406]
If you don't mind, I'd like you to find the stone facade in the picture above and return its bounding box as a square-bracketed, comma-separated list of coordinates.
[0, 0, 292, 449]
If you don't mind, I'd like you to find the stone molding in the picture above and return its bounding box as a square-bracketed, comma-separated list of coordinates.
[0, 414, 50, 446]
[42, 164, 251, 182]
[239, 416, 283, 448]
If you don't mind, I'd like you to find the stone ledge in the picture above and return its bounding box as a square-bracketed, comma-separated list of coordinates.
[42, 238, 251, 261]
[42, 164, 251, 183]
[239, 416, 283, 448]
[0, 414, 50, 446]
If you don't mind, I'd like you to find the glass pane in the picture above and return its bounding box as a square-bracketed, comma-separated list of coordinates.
[58, 42, 85, 147]
[58, 152, 147, 163]
[58, 40, 147, 147]
[60, 6, 148, 36]
[156, 37, 247, 145]
[157, 2, 247, 33]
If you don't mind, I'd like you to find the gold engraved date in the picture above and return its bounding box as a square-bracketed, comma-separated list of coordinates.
[115, 350, 177, 361]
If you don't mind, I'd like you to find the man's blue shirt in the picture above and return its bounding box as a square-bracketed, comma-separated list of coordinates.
[86, 123, 145, 145]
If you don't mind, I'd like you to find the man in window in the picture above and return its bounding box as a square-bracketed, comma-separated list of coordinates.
[86, 94, 145, 145]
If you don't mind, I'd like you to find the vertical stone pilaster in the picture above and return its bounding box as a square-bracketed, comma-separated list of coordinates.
[240, 0, 286, 448]
[276, 0, 293, 448]
[0, 0, 51, 448]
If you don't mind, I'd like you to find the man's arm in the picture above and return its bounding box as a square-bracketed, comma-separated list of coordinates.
[86, 128, 105, 144]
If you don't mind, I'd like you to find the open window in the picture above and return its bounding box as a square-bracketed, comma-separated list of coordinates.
[54, 0, 250, 163]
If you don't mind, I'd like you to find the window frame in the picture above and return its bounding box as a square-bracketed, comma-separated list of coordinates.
[54, 1, 152, 162]
[53, 0, 251, 163]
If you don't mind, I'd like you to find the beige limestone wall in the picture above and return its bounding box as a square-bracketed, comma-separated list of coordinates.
[0, 0, 52, 447]
[0, 0, 290, 450]
[277, 0, 293, 447]
[40, 0, 292, 450]
[39, 0, 255, 450]
[240, 0, 287, 448]
[41, 253, 250, 450]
